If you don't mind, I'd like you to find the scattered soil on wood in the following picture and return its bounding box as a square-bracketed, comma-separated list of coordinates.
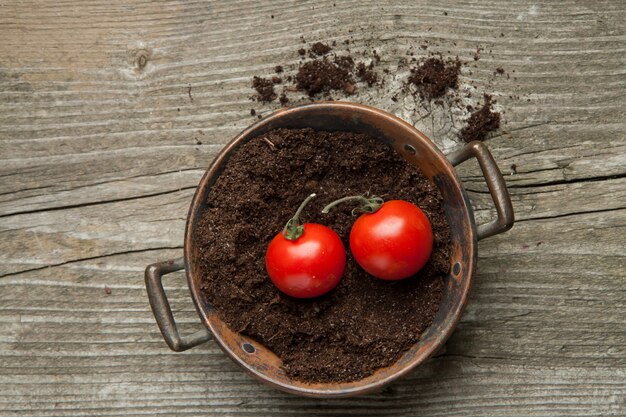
[460, 94, 501, 142]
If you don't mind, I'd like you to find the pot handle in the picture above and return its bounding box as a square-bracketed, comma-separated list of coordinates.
[145, 257, 212, 352]
[447, 141, 514, 240]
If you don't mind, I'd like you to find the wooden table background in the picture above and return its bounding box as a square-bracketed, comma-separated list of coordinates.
[1, 1, 625, 415]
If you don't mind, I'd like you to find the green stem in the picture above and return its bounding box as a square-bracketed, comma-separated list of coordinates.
[282, 193, 316, 240]
[322, 195, 384, 215]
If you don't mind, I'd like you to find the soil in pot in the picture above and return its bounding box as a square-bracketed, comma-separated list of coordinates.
[196, 128, 451, 383]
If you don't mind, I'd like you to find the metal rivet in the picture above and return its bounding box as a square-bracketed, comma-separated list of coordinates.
[404, 144, 416, 155]
[242, 343, 255, 354]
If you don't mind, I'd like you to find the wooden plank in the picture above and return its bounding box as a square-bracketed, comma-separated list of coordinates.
[0, 0, 624, 415]
[0, 212, 624, 416]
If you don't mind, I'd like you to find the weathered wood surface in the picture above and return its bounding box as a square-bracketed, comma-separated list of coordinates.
[1, 0, 624, 415]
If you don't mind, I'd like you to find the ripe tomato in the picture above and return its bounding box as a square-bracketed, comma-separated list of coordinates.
[265, 194, 346, 298]
[349, 200, 433, 280]
[266, 223, 346, 298]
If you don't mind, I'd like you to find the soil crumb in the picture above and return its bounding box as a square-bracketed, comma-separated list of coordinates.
[310, 42, 332, 56]
[296, 57, 356, 96]
[357, 62, 378, 86]
[408, 57, 461, 100]
[460, 94, 501, 142]
[252, 76, 277, 102]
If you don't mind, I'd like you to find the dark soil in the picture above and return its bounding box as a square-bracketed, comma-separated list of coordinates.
[196, 128, 451, 383]
[356, 62, 378, 86]
[252, 76, 277, 102]
[296, 57, 356, 96]
[252, 41, 385, 101]
[248, 35, 517, 141]
[460, 94, 501, 142]
[408, 57, 461, 100]
[310, 42, 332, 56]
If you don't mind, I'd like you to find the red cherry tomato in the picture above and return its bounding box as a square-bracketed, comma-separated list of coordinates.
[266, 223, 346, 298]
[349, 200, 433, 280]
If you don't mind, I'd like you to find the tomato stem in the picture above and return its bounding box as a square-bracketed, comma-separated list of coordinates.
[282, 193, 316, 241]
[322, 195, 384, 215]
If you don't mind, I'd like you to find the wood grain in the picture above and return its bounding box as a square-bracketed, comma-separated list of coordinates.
[1, 0, 624, 415]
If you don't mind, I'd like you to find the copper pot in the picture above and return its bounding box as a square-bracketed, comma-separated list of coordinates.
[145, 102, 514, 397]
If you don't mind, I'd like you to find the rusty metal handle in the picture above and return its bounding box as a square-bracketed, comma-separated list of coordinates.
[448, 141, 514, 240]
[145, 257, 211, 352]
